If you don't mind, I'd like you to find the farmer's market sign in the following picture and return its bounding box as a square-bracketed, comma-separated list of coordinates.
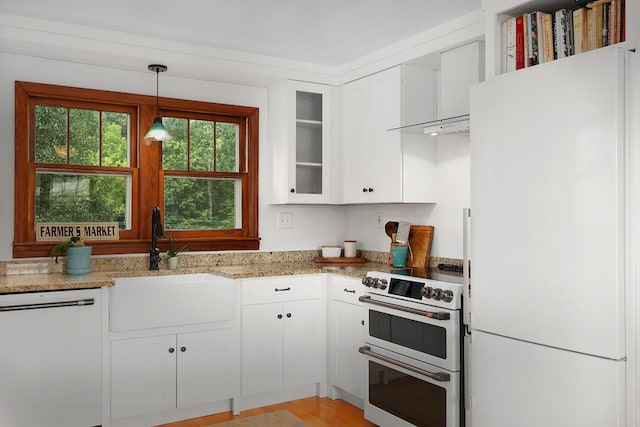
[36, 222, 120, 241]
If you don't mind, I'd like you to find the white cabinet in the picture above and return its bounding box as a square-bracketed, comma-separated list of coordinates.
[342, 67, 403, 204]
[273, 80, 333, 204]
[439, 41, 484, 118]
[111, 329, 239, 419]
[342, 65, 438, 204]
[109, 274, 240, 422]
[241, 275, 325, 398]
[328, 276, 366, 404]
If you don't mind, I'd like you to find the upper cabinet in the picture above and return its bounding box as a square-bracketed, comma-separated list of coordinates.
[272, 81, 333, 204]
[440, 41, 485, 118]
[482, 0, 637, 78]
[342, 65, 438, 204]
[342, 67, 404, 204]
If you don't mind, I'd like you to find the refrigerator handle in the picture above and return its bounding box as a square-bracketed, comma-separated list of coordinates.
[463, 208, 472, 331]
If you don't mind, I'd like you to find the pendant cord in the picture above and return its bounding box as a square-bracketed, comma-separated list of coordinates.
[155, 70, 160, 116]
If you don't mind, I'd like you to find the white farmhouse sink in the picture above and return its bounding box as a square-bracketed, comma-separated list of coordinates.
[110, 273, 236, 332]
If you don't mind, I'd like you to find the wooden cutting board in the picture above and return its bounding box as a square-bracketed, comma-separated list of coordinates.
[407, 225, 434, 268]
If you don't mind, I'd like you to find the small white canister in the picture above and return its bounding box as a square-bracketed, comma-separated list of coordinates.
[344, 240, 357, 258]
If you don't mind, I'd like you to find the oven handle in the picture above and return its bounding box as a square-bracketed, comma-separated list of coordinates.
[358, 295, 450, 320]
[359, 345, 451, 382]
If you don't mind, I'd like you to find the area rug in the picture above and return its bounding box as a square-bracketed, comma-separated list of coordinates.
[203, 410, 309, 427]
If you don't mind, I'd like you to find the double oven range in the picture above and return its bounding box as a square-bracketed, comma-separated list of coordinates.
[358, 270, 466, 427]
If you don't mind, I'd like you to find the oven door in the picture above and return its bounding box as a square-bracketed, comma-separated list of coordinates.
[360, 344, 461, 427]
[360, 294, 461, 371]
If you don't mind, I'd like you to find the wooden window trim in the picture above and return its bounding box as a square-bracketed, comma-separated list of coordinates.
[14, 81, 260, 258]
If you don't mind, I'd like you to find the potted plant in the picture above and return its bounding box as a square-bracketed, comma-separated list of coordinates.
[50, 236, 92, 275]
[166, 236, 188, 270]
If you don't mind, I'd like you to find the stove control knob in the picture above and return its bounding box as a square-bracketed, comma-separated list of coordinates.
[442, 290, 454, 303]
[433, 288, 443, 300]
[422, 286, 434, 299]
[372, 279, 380, 289]
[379, 279, 388, 290]
[361, 277, 372, 287]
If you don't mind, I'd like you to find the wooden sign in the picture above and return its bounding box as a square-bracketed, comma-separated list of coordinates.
[36, 222, 120, 241]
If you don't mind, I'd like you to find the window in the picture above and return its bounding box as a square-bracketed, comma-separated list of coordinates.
[162, 115, 242, 231]
[14, 82, 259, 258]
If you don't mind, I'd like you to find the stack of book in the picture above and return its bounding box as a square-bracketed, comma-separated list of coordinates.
[501, 0, 625, 73]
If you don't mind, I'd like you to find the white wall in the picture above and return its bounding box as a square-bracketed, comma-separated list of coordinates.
[0, 14, 479, 261]
[346, 134, 470, 260]
[0, 52, 348, 260]
[0, 53, 470, 261]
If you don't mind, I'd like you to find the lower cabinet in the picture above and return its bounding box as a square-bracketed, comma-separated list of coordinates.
[241, 275, 326, 399]
[111, 328, 239, 420]
[328, 276, 366, 403]
[242, 300, 323, 395]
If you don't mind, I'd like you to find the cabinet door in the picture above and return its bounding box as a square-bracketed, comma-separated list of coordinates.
[369, 66, 403, 203]
[342, 67, 403, 204]
[282, 299, 323, 388]
[241, 303, 284, 396]
[286, 81, 332, 203]
[177, 329, 240, 408]
[342, 77, 371, 203]
[111, 335, 177, 419]
[329, 299, 366, 399]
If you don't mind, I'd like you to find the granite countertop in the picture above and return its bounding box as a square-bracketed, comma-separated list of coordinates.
[0, 255, 463, 294]
[0, 260, 387, 294]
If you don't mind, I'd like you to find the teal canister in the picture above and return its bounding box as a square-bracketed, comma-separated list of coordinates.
[65, 246, 92, 275]
[390, 243, 408, 267]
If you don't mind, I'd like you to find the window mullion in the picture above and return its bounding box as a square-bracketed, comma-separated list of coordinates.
[66, 108, 71, 164]
[187, 119, 191, 171]
[213, 121, 217, 172]
[99, 112, 103, 166]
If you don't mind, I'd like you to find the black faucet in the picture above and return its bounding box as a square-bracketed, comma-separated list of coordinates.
[150, 206, 163, 270]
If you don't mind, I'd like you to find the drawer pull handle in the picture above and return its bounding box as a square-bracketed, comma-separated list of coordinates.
[180, 346, 187, 352]
[277, 314, 283, 319]
[286, 313, 292, 318]
[275, 287, 291, 292]
[168, 348, 175, 353]
[344, 288, 356, 293]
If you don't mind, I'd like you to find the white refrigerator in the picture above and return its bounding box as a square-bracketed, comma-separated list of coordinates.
[469, 47, 636, 427]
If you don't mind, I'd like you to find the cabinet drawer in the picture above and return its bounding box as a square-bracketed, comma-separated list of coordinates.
[329, 275, 365, 305]
[242, 275, 322, 305]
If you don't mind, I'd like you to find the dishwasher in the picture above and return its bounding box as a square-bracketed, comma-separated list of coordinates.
[0, 288, 103, 427]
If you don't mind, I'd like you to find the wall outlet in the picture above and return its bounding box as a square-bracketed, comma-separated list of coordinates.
[278, 212, 293, 229]
[376, 212, 384, 228]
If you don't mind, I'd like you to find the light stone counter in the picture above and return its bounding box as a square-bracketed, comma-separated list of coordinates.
[0, 272, 116, 293]
[0, 260, 388, 294]
[0, 250, 462, 294]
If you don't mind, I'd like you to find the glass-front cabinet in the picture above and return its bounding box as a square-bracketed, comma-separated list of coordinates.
[284, 81, 331, 203]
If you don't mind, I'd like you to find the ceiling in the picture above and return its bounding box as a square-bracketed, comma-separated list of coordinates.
[0, 0, 481, 66]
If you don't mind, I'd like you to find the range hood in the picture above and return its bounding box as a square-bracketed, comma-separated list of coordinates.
[422, 114, 470, 136]
[388, 114, 470, 136]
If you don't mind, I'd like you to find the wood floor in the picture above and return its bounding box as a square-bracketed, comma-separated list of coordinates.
[155, 397, 376, 427]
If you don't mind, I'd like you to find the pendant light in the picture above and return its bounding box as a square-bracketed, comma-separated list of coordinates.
[144, 64, 172, 143]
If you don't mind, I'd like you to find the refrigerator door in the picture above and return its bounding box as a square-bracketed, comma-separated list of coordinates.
[470, 47, 626, 359]
[471, 331, 625, 427]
